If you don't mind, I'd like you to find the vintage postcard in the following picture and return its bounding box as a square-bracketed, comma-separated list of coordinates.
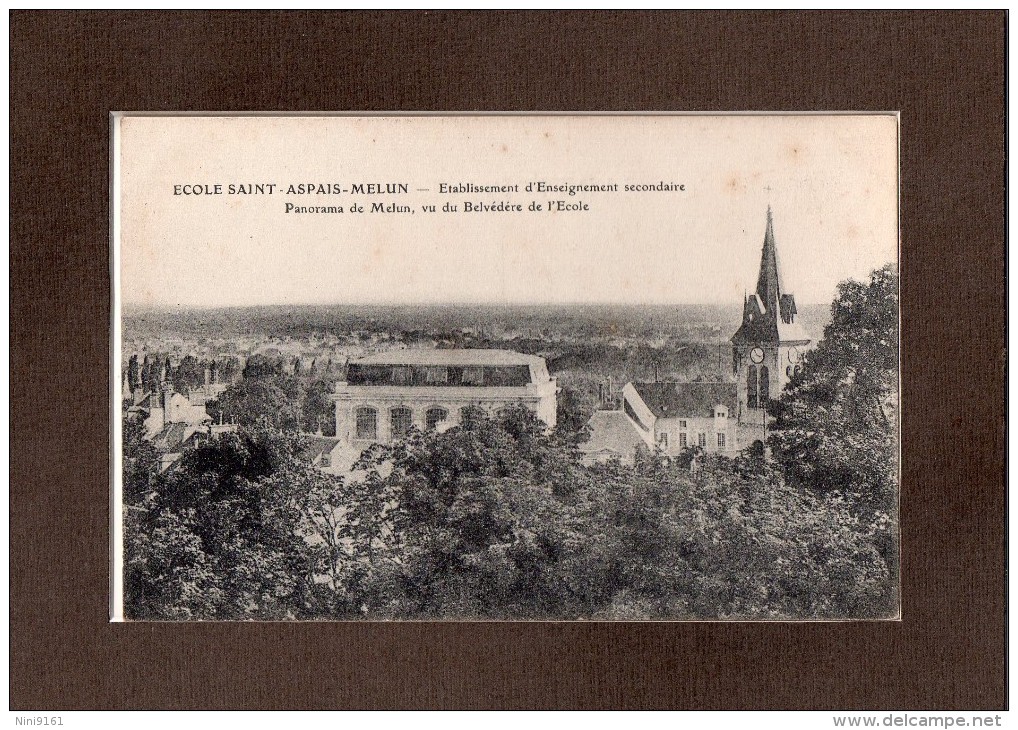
[112, 114, 900, 621]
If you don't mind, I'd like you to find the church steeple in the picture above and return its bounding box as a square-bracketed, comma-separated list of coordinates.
[730, 207, 813, 437]
[755, 206, 786, 315]
[731, 207, 810, 346]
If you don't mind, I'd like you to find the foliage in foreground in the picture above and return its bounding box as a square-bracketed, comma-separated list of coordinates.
[124, 410, 893, 621]
[124, 265, 899, 621]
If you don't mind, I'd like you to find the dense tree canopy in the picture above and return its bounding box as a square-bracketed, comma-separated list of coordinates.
[171, 354, 205, 394]
[206, 375, 335, 435]
[769, 264, 899, 519]
[125, 405, 894, 620]
[125, 426, 330, 619]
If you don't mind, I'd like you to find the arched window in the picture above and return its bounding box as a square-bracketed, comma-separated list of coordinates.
[759, 365, 770, 404]
[747, 365, 758, 409]
[355, 407, 377, 440]
[426, 407, 448, 430]
[390, 406, 413, 438]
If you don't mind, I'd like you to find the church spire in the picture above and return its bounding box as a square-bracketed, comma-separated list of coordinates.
[754, 205, 786, 315]
[732, 206, 809, 348]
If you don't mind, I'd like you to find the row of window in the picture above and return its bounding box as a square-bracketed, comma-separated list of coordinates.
[657, 432, 726, 450]
[347, 364, 532, 387]
[354, 405, 473, 440]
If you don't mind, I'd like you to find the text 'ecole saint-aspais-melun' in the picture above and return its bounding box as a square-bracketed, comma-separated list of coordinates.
[171, 180, 687, 197]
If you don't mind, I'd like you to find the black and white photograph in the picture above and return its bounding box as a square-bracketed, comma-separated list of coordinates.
[113, 114, 900, 622]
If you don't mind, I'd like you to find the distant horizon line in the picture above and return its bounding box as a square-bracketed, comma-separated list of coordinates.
[121, 299, 834, 312]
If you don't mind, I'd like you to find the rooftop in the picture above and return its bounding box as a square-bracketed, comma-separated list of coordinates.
[306, 436, 341, 461]
[351, 348, 546, 367]
[630, 381, 739, 419]
[579, 410, 649, 459]
[151, 422, 193, 451]
[731, 208, 812, 346]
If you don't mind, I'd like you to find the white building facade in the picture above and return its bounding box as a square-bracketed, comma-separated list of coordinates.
[331, 349, 557, 450]
[621, 381, 742, 457]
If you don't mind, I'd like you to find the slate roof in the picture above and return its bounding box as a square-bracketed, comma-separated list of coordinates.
[755, 207, 787, 316]
[630, 382, 738, 419]
[128, 393, 153, 411]
[731, 208, 811, 346]
[774, 317, 812, 343]
[151, 422, 191, 451]
[579, 410, 648, 459]
[352, 348, 544, 367]
[306, 436, 341, 461]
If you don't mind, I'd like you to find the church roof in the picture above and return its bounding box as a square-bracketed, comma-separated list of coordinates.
[630, 381, 738, 419]
[755, 207, 787, 313]
[732, 207, 811, 345]
[775, 317, 812, 343]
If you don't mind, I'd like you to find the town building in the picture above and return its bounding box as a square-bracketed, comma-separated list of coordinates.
[581, 208, 811, 464]
[622, 381, 741, 456]
[126, 383, 237, 471]
[306, 435, 347, 475]
[127, 385, 212, 439]
[330, 349, 557, 454]
[580, 409, 652, 465]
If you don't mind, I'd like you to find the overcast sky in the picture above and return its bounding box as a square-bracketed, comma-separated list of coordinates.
[118, 114, 898, 308]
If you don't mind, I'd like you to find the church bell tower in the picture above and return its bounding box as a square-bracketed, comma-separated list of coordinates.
[731, 207, 811, 432]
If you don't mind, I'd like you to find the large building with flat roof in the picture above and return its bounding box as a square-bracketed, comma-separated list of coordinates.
[331, 348, 557, 453]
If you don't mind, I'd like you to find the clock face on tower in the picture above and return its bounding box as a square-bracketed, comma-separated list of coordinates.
[750, 347, 765, 364]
